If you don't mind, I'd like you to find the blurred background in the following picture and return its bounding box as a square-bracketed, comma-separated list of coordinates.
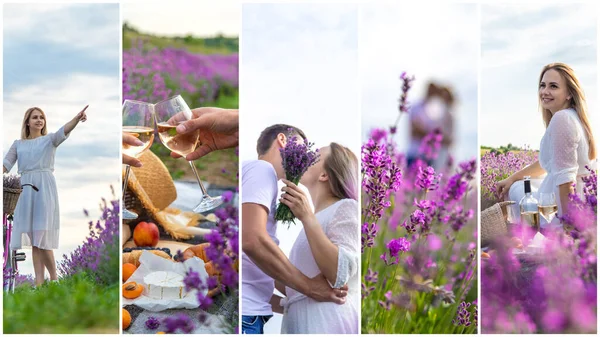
[360, 3, 478, 164]
[241, 3, 360, 333]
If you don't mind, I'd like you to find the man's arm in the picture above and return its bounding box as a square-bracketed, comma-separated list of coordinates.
[241, 203, 346, 303]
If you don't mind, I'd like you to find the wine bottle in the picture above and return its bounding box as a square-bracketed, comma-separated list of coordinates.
[519, 176, 539, 232]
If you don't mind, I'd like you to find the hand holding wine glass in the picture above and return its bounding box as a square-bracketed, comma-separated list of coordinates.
[122, 100, 155, 219]
[122, 133, 144, 167]
[154, 95, 223, 213]
[169, 107, 239, 161]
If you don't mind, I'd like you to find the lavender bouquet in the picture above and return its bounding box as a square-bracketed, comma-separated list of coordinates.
[275, 131, 320, 226]
[3, 174, 21, 190]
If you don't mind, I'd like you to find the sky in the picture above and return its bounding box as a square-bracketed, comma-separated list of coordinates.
[241, 3, 359, 333]
[3, 3, 121, 276]
[481, 3, 597, 149]
[360, 3, 479, 163]
[122, 1, 240, 36]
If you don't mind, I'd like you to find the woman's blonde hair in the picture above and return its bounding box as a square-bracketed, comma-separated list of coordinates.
[324, 143, 358, 201]
[21, 107, 48, 139]
[539, 63, 596, 159]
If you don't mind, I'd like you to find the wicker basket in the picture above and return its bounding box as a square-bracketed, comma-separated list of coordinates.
[481, 201, 515, 246]
[3, 187, 22, 215]
[123, 150, 177, 223]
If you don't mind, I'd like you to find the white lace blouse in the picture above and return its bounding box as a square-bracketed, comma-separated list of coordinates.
[280, 199, 359, 334]
[538, 108, 594, 212]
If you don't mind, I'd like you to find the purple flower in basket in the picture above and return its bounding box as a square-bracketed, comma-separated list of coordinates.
[275, 130, 320, 225]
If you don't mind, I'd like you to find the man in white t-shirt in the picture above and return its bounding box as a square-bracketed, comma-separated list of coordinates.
[241, 124, 348, 334]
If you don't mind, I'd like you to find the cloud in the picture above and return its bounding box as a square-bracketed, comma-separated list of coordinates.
[3, 3, 119, 59]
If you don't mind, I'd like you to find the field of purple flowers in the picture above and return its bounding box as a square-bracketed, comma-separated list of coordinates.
[3, 191, 120, 333]
[480, 149, 538, 209]
[361, 74, 477, 333]
[480, 149, 597, 333]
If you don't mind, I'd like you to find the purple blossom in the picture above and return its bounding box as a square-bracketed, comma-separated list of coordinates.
[398, 72, 415, 114]
[380, 237, 410, 265]
[164, 313, 195, 334]
[145, 316, 160, 330]
[275, 131, 320, 225]
[221, 190, 234, 203]
[415, 166, 440, 191]
[369, 128, 388, 143]
[453, 301, 472, 327]
[184, 270, 201, 292]
[361, 222, 378, 252]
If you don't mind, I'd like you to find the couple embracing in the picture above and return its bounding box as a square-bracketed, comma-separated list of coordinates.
[241, 124, 359, 334]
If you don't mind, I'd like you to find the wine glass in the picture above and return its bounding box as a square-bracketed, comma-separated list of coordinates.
[153, 95, 223, 213]
[538, 192, 558, 224]
[122, 100, 155, 220]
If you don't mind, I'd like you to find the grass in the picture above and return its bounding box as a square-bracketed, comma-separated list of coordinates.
[3, 273, 119, 334]
[123, 23, 238, 55]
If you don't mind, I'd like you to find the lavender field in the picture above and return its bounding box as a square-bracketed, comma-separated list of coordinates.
[480, 147, 597, 333]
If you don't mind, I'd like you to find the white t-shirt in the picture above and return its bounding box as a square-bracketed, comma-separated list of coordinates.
[241, 159, 280, 316]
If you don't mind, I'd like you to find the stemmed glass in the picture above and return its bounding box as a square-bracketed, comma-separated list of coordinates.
[122, 100, 155, 220]
[153, 95, 223, 213]
[538, 192, 558, 225]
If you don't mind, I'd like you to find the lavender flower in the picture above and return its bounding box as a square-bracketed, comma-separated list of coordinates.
[415, 166, 440, 191]
[184, 270, 201, 292]
[145, 316, 160, 330]
[452, 301, 472, 327]
[275, 131, 320, 225]
[361, 222, 378, 252]
[398, 72, 415, 114]
[380, 237, 410, 265]
[164, 313, 195, 334]
[362, 139, 402, 223]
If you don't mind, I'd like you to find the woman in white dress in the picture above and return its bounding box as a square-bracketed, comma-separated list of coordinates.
[276, 142, 359, 334]
[496, 63, 596, 227]
[3, 105, 88, 286]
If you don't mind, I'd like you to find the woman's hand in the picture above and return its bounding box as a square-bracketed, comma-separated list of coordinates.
[496, 176, 514, 200]
[122, 132, 143, 167]
[279, 179, 314, 223]
[64, 105, 89, 135]
[75, 105, 89, 122]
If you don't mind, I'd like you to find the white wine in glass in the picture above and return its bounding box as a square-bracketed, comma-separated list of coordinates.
[154, 95, 223, 213]
[156, 122, 200, 157]
[122, 100, 155, 220]
[122, 126, 154, 158]
[538, 192, 558, 224]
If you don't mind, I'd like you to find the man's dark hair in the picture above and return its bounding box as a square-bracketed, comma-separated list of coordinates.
[256, 124, 306, 155]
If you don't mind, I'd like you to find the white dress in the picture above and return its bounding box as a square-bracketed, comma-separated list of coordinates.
[281, 199, 359, 334]
[3, 126, 70, 249]
[508, 108, 594, 224]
